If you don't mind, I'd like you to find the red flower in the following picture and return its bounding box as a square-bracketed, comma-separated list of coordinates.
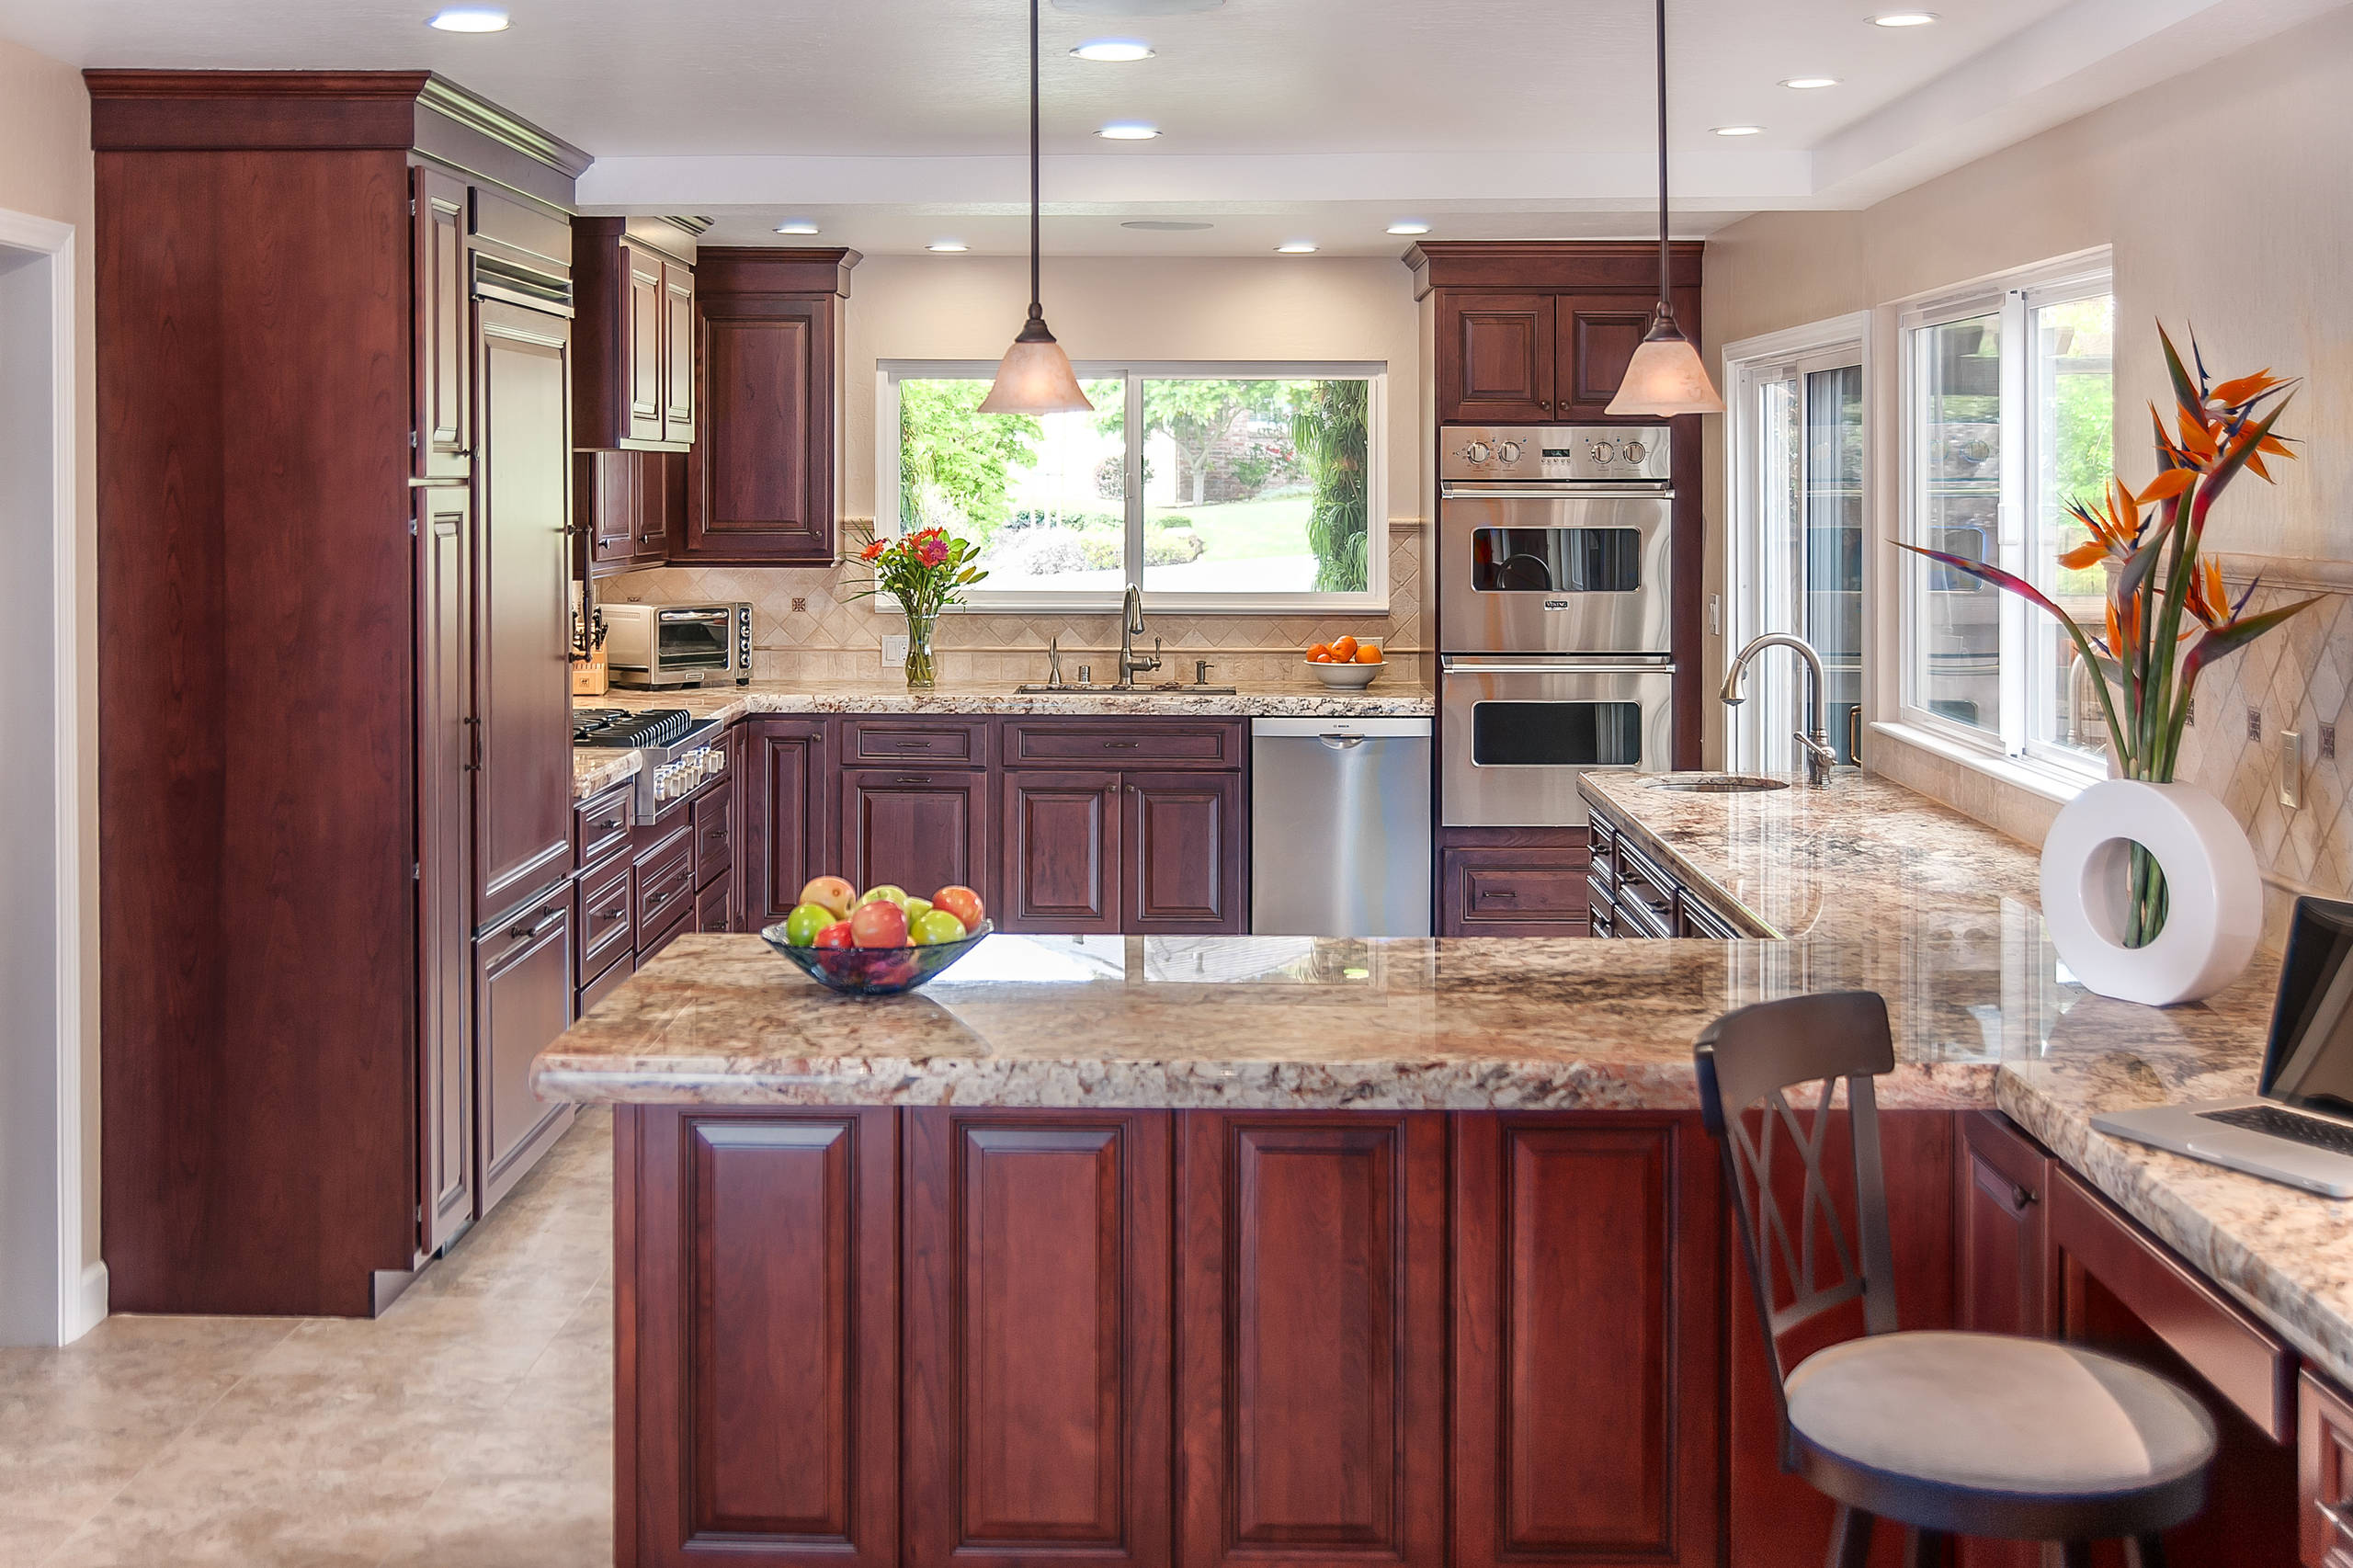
[859, 539, 887, 562]
[914, 535, 949, 567]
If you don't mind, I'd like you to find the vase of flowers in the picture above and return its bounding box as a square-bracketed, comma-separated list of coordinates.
[1903, 325, 2315, 1001]
[853, 526, 987, 690]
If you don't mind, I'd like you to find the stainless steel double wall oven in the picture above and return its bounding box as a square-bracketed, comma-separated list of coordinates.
[1439, 426, 1675, 825]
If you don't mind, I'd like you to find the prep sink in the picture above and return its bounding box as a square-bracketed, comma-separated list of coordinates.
[1647, 773, 1791, 792]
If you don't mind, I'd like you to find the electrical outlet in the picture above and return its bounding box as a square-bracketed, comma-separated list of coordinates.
[881, 633, 909, 666]
[2247, 706, 2264, 742]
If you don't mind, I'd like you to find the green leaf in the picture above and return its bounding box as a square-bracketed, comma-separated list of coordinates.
[2157, 322, 2202, 415]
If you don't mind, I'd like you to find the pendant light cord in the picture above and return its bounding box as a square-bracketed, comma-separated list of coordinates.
[1654, 0, 1670, 321]
[1029, 0, 1043, 322]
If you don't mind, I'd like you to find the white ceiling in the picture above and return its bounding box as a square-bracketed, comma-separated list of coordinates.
[6, 0, 2343, 254]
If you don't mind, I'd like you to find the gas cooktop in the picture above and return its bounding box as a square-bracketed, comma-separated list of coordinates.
[574, 708, 695, 749]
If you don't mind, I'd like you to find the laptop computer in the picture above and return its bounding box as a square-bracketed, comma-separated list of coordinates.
[2092, 896, 2353, 1198]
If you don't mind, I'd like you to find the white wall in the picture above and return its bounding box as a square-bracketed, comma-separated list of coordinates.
[0, 33, 97, 1342]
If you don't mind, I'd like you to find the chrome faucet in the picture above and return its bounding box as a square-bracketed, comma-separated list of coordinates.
[1721, 632, 1839, 788]
[1118, 584, 1162, 688]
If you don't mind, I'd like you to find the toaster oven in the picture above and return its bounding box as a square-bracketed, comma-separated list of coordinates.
[599, 602, 753, 688]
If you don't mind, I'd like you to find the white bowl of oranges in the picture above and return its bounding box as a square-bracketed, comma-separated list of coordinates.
[1304, 636, 1384, 688]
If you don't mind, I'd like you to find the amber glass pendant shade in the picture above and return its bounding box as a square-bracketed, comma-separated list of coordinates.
[981, 316, 1093, 414]
[1607, 310, 1724, 416]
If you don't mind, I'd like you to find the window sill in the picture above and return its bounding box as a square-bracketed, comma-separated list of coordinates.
[1866, 721, 2098, 807]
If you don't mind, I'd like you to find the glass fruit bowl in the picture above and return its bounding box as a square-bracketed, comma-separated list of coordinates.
[759, 920, 995, 996]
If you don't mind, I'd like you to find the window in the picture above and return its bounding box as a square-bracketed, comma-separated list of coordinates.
[881, 362, 1385, 611]
[1898, 255, 2112, 773]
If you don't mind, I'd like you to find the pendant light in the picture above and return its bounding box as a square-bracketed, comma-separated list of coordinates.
[1606, 0, 1724, 417]
[980, 0, 1094, 415]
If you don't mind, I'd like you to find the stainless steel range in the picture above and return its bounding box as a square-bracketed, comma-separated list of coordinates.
[1438, 424, 1676, 827]
[574, 707, 727, 814]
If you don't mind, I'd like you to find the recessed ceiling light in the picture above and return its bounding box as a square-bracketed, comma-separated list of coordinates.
[426, 6, 508, 30]
[1386, 220, 1431, 235]
[927, 241, 969, 253]
[773, 220, 819, 235]
[1097, 122, 1161, 140]
[1712, 124, 1766, 136]
[1275, 241, 1318, 255]
[1780, 75, 1840, 90]
[1072, 38, 1154, 61]
[1121, 220, 1213, 231]
[1870, 9, 1939, 25]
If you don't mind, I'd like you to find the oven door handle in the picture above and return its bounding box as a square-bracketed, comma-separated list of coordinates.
[1440, 482, 1673, 500]
[1441, 659, 1676, 676]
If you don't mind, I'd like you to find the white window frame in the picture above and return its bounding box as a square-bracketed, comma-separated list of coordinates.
[877, 359, 1389, 615]
[1890, 247, 2112, 790]
[1721, 312, 1871, 774]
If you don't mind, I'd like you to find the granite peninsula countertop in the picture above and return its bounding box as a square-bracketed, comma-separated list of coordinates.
[569, 677, 1434, 798]
[531, 767, 2353, 1389]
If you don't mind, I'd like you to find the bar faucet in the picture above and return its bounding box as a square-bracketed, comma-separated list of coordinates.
[1118, 584, 1162, 688]
[1721, 632, 1839, 788]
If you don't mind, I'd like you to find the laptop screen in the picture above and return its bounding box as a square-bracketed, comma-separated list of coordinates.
[2264, 897, 2353, 1119]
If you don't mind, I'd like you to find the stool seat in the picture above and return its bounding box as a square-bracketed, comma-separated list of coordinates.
[1787, 1331, 2216, 1497]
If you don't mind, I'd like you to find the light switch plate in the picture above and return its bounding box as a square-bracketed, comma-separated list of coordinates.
[2281, 729, 2305, 809]
[881, 633, 909, 666]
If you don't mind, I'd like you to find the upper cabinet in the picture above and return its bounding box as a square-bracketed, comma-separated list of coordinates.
[575, 216, 704, 452]
[680, 246, 860, 566]
[1411, 242, 1703, 426]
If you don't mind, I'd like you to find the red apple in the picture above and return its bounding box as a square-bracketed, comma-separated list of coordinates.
[931, 884, 986, 930]
[848, 900, 910, 949]
[798, 876, 857, 920]
[812, 920, 855, 950]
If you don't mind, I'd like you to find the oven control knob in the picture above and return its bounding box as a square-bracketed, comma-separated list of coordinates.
[1495, 439, 1523, 464]
[1621, 439, 1647, 464]
[1461, 440, 1492, 464]
[1588, 441, 1616, 464]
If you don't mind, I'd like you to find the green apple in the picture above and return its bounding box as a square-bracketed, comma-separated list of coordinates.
[782, 902, 834, 947]
[910, 908, 968, 946]
[857, 883, 908, 909]
[904, 895, 934, 924]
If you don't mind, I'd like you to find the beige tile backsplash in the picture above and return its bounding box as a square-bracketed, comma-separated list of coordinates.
[597, 520, 1432, 687]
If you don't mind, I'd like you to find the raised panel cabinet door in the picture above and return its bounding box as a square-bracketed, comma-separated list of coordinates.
[1552, 294, 1655, 418]
[1451, 1115, 1722, 1568]
[684, 297, 835, 562]
[637, 449, 682, 562]
[473, 899, 574, 1218]
[748, 719, 829, 925]
[625, 242, 665, 442]
[412, 165, 471, 480]
[2302, 1371, 2353, 1568]
[1001, 771, 1121, 934]
[1176, 1113, 1447, 1568]
[1125, 771, 1243, 933]
[1438, 293, 1554, 423]
[904, 1111, 1173, 1568]
[620, 1107, 899, 1568]
[662, 257, 696, 444]
[416, 486, 475, 1252]
[840, 768, 992, 913]
[1959, 1111, 2050, 1338]
[578, 449, 638, 571]
[472, 301, 576, 920]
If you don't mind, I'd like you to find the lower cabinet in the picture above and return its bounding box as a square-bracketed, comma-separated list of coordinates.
[840, 767, 993, 910]
[747, 716, 830, 926]
[902, 1110, 1172, 1568]
[474, 894, 575, 1217]
[1001, 771, 1121, 933]
[1127, 772, 1244, 933]
[999, 769, 1246, 936]
[2303, 1371, 2353, 1568]
[1451, 1113, 1722, 1568]
[1439, 841, 1591, 937]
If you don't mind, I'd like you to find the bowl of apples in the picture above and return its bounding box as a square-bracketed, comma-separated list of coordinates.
[1304, 636, 1384, 688]
[760, 878, 995, 996]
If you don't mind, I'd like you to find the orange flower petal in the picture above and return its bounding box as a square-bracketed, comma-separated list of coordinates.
[2210, 370, 2278, 406]
[2058, 540, 2108, 571]
[2136, 469, 2197, 504]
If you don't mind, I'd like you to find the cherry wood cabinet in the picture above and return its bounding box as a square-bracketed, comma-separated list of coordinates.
[1452, 1113, 1722, 1568]
[579, 449, 683, 577]
[1554, 292, 1662, 419]
[840, 768, 994, 911]
[1001, 772, 1122, 933]
[1125, 772, 1244, 933]
[1440, 837, 1590, 937]
[1959, 1110, 2051, 1338]
[474, 897, 574, 1216]
[619, 1107, 901, 1568]
[2302, 1371, 2353, 1568]
[748, 717, 834, 926]
[903, 1111, 1173, 1568]
[1437, 292, 1554, 423]
[663, 258, 697, 443]
[416, 485, 476, 1254]
[413, 165, 472, 482]
[574, 215, 701, 452]
[682, 248, 859, 565]
[1176, 1112, 1448, 1568]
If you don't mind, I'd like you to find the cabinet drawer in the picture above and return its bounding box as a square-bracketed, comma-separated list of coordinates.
[692, 775, 735, 886]
[634, 825, 697, 945]
[1005, 719, 1243, 768]
[2303, 1370, 2353, 1568]
[639, 898, 694, 965]
[575, 852, 635, 979]
[1677, 895, 1739, 940]
[844, 718, 991, 767]
[578, 949, 632, 1018]
[695, 870, 733, 933]
[574, 783, 634, 869]
[1442, 846, 1591, 936]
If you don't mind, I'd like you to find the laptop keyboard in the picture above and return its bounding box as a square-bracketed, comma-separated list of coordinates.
[2196, 1104, 2353, 1158]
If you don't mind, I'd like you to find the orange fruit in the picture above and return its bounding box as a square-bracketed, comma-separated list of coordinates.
[1306, 642, 1333, 663]
[1355, 643, 1383, 664]
[1330, 636, 1359, 660]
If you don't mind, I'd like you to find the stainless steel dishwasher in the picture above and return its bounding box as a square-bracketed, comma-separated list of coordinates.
[1250, 717, 1432, 937]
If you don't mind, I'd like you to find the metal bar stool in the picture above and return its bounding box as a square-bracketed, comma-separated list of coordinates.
[1693, 991, 2217, 1567]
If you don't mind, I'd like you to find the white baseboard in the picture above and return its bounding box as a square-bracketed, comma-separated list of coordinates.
[66, 1261, 107, 1343]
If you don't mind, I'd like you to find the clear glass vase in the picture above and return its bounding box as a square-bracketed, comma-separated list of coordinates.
[904, 609, 937, 689]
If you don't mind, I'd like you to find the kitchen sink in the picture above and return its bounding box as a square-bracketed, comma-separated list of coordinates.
[1648, 773, 1791, 792]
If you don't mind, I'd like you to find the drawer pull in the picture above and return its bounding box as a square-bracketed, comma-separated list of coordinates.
[1479, 889, 1518, 901]
[1103, 740, 1138, 749]
[508, 905, 562, 939]
[596, 905, 626, 921]
[892, 738, 930, 748]
[596, 817, 622, 833]
[893, 775, 932, 785]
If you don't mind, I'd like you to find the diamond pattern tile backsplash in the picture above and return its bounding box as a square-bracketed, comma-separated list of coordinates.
[597, 522, 1430, 687]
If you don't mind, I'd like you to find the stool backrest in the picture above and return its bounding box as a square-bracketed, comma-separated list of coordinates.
[1693, 990, 1901, 1467]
